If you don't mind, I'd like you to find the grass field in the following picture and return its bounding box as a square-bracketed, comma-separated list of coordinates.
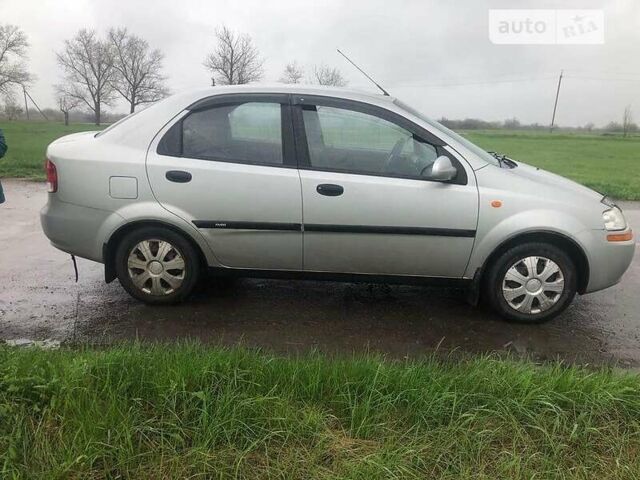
[0, 121, 101, 179]
[1, 344, 640, 479]
[1, 121, 639, 199]
[464, 130, 640, 200]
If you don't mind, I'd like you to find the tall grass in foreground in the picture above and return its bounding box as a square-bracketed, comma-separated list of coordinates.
[1, 344, 640, 479]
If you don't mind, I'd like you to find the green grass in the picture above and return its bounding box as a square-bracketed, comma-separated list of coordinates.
[0, 121, 101, 179]
[464, 130, 640, 200]
[2, 344, 640, 479]
[1, 121, 639, 200]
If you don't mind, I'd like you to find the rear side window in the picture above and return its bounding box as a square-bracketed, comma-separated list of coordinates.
[159, 102, 283, 166]
[229, 103, 281, 144]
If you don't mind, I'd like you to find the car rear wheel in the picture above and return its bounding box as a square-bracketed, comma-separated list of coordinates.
[115, 227, 201, 304]
[485, 242, 577, 323]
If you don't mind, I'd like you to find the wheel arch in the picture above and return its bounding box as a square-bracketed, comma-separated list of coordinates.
[103, 220, 208, 283]
[478, 230, 590, 296]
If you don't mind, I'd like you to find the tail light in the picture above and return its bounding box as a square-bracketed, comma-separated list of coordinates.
[45, 158, 58, 193]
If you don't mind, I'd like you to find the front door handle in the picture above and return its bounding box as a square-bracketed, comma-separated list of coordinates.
[166, 170, 192, 183]
[316, 184, 344, 196]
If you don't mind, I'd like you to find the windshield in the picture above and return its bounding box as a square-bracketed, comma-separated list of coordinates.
[393, 99, 500, 167]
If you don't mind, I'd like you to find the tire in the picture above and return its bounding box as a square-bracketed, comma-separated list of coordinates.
[115, 226, 201, 304]
[485, 242, 577, 323]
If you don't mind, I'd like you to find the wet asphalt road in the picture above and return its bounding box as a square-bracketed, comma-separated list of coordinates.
[1, 179, 639, 365]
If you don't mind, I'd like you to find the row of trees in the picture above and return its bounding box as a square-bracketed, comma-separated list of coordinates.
[1, 22, 635, 132]
[439, 115, 638, 135]
[0, 23, 169, 125]
[203, 26, 347, 87]
[280, 61, 347, 86]
[56, 28, 168, 124]
[1, 23, 349, 125]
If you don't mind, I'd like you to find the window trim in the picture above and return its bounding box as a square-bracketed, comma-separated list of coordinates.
[157, 94, 297, 168]
[291, 95, 467, 185]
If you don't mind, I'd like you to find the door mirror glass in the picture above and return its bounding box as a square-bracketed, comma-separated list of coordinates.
[426, 155, 457, 182]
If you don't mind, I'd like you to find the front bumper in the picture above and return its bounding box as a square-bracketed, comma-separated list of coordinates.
[581, 228, 635, 293]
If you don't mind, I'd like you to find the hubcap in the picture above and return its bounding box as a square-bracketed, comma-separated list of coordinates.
[127, 239, 186, 296]
[502, 256, 565, 315]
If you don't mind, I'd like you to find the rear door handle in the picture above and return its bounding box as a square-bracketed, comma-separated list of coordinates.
[316, 184, 344, 196]
[166, 170, 192, 183]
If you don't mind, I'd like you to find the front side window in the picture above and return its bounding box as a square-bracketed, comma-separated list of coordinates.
[394, 99, 500, 167]
[181, 102, 283, 165]
[302, 105, 438, 178]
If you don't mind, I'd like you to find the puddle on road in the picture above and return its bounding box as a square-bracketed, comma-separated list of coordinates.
[2, 180, 640, 367]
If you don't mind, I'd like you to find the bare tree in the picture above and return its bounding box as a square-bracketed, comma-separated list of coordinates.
[312, 64, 348, 87]
[56, 29, 116, 125]
[204, 26, 264, 85]
[109, 28, 169, 113]
[280, 61, 304, 84]
[55, 88, 81, 126]
[0, 24, 32, 96]
[623, 105, 633, 138]
[3, 92, 23, 120]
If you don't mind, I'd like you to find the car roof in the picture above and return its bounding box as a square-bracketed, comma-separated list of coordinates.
[98, 84, 397, 144]
[172, 84, 396, 109]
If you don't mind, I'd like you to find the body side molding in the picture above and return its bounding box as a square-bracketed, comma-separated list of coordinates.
[193, 220, 476, 237]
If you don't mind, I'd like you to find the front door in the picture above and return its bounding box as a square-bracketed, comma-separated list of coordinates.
[146, 94, 303, 270]
[294, 97, 478, 278]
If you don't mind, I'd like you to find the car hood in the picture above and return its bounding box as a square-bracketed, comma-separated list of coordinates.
[508, 161, 603, 203]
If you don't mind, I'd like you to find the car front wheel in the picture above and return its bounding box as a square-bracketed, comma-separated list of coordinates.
[485, 242, 577, 323]
[115, 227, 201, 304]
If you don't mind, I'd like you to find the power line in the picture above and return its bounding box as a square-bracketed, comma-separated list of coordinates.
[564, 69, 640, 78]
[564, 75, 640, 82]
[390, 71, 640, 89]
[393, 75, 557, 88]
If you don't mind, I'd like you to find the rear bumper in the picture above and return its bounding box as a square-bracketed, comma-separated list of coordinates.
[582, 229, 635, 293]
[40, 196, 120, 263]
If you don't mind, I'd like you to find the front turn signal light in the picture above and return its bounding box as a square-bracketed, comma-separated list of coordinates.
[607, 231, 633, 242]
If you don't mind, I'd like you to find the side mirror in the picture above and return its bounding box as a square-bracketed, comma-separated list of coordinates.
[428, 155, 458, 182]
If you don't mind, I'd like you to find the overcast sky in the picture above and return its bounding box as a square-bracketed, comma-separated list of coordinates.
[3, 0, 639, 126]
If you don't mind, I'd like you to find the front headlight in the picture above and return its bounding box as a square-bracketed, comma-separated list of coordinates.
[602, 206, 627, 231]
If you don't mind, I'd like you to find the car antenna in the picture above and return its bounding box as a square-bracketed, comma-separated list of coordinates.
[336, 48, 390, 96]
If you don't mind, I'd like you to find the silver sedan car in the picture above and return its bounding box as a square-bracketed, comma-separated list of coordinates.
[41, 85, 635, 322]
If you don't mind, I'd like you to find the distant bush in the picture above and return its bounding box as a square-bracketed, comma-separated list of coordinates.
[438, 117, 501, 130]
[503, 117, 521, 129]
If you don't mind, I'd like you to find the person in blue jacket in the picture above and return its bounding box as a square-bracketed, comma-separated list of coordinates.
[0, 128, 6, 204]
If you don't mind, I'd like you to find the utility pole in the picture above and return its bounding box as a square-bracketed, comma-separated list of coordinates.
[22, 87, 48, 121]
[550, 70, 563, 133]
[22, 85, 29, 120]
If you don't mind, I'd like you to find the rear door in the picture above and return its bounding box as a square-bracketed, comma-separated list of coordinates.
[293, 96, 478, 278]
[146, 94, 303, 270]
